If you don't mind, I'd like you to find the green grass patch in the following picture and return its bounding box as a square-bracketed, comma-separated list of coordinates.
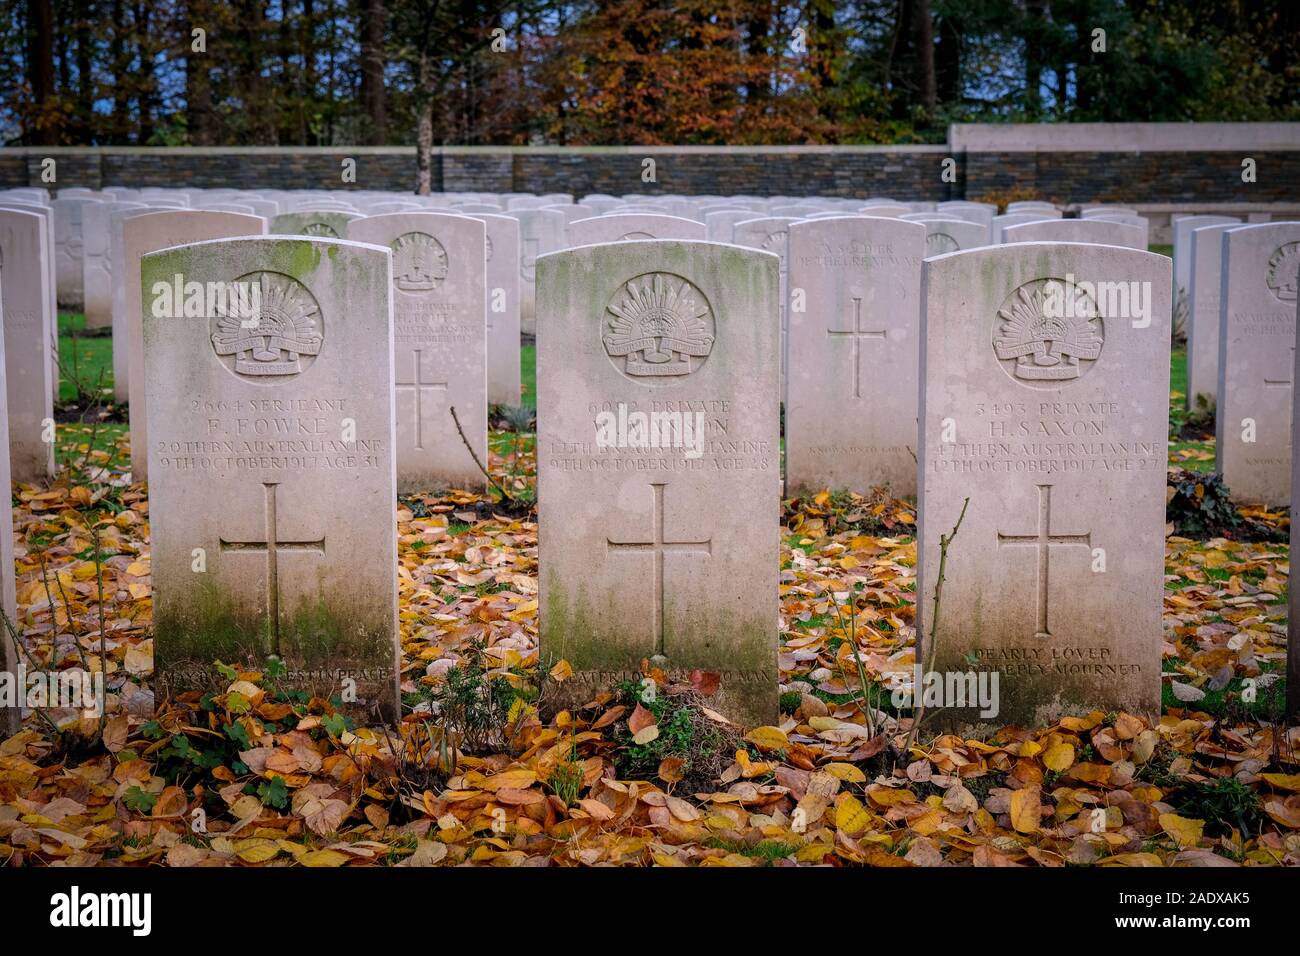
[1161, 658, 1287, 720]
[520, 342, 536, 408]
[58, 311, 115, 403]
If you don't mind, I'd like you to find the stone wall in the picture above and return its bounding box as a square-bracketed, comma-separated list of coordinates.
[2, 123, 1296, 202]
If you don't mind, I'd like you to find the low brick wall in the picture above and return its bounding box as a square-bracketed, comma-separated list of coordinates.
[2, 124, 1296, 202]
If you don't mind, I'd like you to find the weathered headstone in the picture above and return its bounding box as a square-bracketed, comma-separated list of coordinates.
[1215, 222, 1300, 506]
[270, 211, 358, 239]
[704, 209, 757, 242]
[1081, 205, 1137, 218]
[350, 213, 487, 491]
[514, 207, 566, 336]
[935, 201, 995, 239]
[1185, 222, 1240, 410]
[0, 292, 18, 736]
[111, 206, 166, 402]
[82, 200, 146, 330]
[786, 216, 925, 494]
[1290, 283, 1300, 722]
[918, 242, 1170, 726]
[1172, 215, 1240, 341]
[507, 196, 547, 210]
[1087, 213, 1150, 249]
[143, 235, 399, 719]
[125, 211, 267, 478]
[567, 213, 705, 247]
[0, 209, 56, 482]
[1002, 218, 1146, 250]
[51, 196, 100, 306]
[914, 217, 989, 255]
[734, 217, 799, 387]
[856, 203, 911, 218]
[0, 199, 59, 400]
[1006, 201, 1059, 214]
[538, 241, 781, 727]
[993, 211, 1060, 243]
[471, 213, 522, 406]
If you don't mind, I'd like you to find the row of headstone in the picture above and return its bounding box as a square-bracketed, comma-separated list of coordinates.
[5, 186, 1294, 732]
[120, 229, 1179, 729]
[1214, 223, 1300, 505]
[0, 273, 18, 737]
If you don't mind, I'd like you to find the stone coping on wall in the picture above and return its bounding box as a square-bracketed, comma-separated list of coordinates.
[950, 122, 1300, 152]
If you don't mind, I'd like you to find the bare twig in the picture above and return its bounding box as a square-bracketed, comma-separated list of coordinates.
[449, 405, 513, 502]
[38, 553, 89, 672]
[0, 606, 66, 739]
[92, 524, 108, 735]
[904, 496, 970, 757]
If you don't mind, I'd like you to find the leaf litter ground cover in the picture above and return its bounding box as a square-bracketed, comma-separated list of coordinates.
[1, 416, 1298, 868]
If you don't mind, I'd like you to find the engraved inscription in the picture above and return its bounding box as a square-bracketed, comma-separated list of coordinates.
[303, 222, 339, 238]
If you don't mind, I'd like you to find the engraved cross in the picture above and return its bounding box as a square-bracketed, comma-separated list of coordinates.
[606, 482, 712, 657]
[996, 484, 1091, 640]
[826, 296, 887, 399]
[396, 348, 448, 450]
[1264, 347, 1296, 390]
[219, 482, 325, 656]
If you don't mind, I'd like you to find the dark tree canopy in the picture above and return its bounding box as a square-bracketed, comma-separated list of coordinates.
[2, 0, 1297, 147]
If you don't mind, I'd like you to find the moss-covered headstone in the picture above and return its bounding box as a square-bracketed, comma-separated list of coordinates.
[143, 236, 399, 720]
[537, 240, 781, 727]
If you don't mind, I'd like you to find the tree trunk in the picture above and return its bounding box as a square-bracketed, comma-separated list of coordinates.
[185, 0, 212, 145]
[109, 0, 130, 143]
[415, 55, 433, 194]
[75, 0, 95, 142]
[26, 0, 56, 144]
[1024, 0, 1046, 119]
[360, 0, 387, 144]
[914, 0, 936, 118]
[135, 1, 154, 142]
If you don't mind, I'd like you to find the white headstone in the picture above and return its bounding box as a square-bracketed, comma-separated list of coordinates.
[1215, 222, 1300, 505]
[0, 209, 55, 482]
[0, 289, 17, 735]
[1185, 223, 1240, 410]
[82, 200, 147, 330]
[350, 213, 488, 491]
[919, 241, 1170, 726]
[514, 208, 566, 336]
[538, 240, 780, 727]
[1002, 218, 1146, 250]
[450, 214, 521, 408]
[567, 213, 705, 247]
[786, 216, 925, 494]
[270, 211, 358, 239]
[143, 236, 399, 719]
[125, 211, 267, 478]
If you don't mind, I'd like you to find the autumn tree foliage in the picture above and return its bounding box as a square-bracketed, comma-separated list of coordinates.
[0, 0, 1296, 147]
